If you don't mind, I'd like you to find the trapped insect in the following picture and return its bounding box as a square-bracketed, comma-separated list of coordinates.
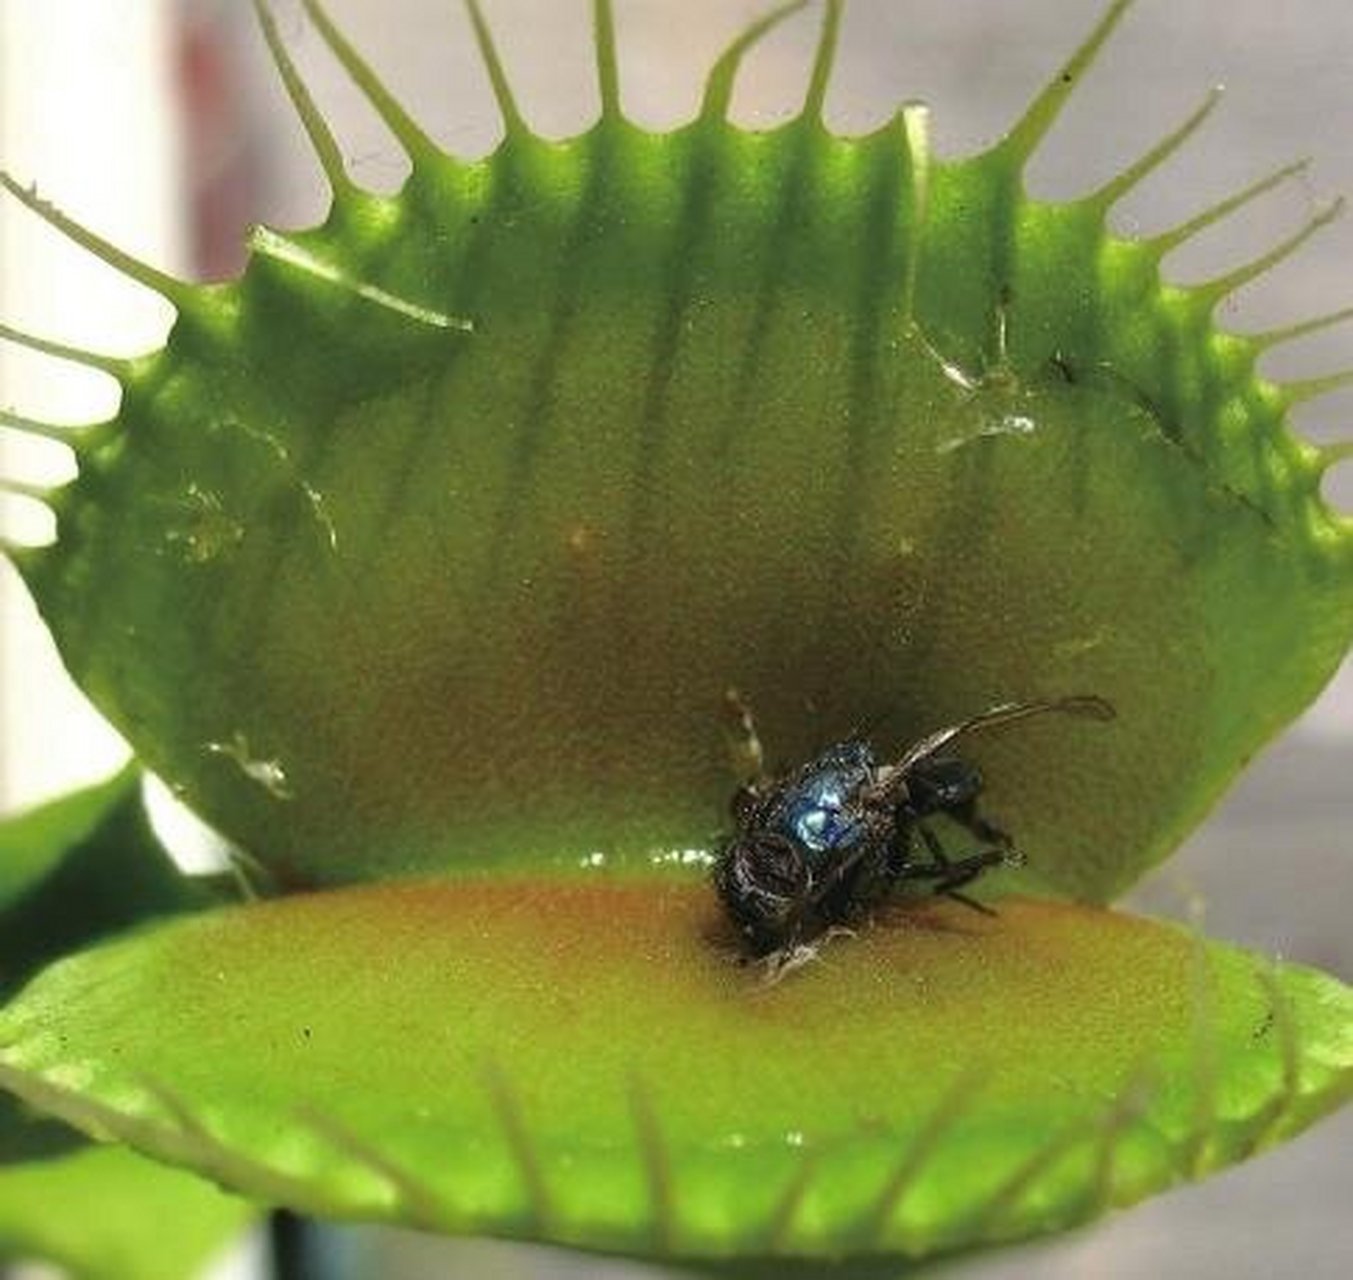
[713, 695, 1116, 972]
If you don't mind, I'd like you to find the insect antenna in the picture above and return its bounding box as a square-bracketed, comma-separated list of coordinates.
[892, 695, 1115, 775]
[720, 687, 767, 788]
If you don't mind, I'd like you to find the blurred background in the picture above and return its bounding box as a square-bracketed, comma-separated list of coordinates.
[1, 1, 1350, 1276]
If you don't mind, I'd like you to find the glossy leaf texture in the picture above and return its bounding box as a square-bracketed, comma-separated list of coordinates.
[0, 880, 1348, 1261]
[3, 0, 1350, 896]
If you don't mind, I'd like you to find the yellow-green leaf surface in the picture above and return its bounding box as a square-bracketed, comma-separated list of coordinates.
[0, 779, 255, 1277]
[0, 880, 1347, 1261]
[0, 1095, 251, 1280]
[3, 0, 1351, 897]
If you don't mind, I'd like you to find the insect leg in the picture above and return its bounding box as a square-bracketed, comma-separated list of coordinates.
[948, 799, 1013, 850]
[897, 841, 1002, 884]
[931, 852, 1005, 916]
[891, 822, 959, 876]
[916, 823, 952, 867]
[896, 842, 1006, 916]
[804, 840, 886, 914]
[942, 889, 997, 917]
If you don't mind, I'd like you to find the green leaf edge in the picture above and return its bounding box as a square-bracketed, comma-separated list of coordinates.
[0, 778, 255, 1278]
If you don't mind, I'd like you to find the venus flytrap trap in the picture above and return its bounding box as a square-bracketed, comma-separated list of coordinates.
[0, 0, 1351, 1272]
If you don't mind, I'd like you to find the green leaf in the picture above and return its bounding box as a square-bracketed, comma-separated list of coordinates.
[0, 1092, 252, 1280]
[0, 781, 254, 1275]
[0, 879, 1347, 1262]
[0, 769, 134, 913]
[4, 1, 1350, 897]
[0, 772, 226, 1000]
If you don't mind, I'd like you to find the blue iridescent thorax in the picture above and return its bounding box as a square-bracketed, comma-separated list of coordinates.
[769, 741, 877, 862]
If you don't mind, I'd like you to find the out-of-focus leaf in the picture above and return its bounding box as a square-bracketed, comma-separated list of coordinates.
[0, 1092, 252, 1280]
[0, 772, 226, 999]
[0, 776, 255, 1276]
[0, 770, 135, 913]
